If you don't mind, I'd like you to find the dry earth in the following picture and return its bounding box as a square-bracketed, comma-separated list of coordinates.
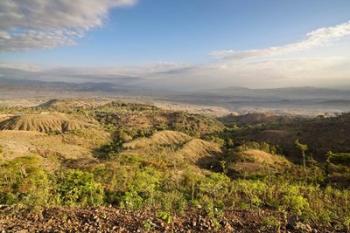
[0, 206, 337, 233]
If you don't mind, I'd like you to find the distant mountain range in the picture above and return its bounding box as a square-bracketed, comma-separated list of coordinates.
[1, 75, 350, 115]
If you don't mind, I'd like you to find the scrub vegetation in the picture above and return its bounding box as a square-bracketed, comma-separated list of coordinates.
[0, 99, 349, 232]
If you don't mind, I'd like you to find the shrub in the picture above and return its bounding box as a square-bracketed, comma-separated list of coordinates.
[0, 156, 52, 206]
[196, 173, 231, 218]
[143, 219, 156, 231]
[198, 173, 230, 199]
[231, 179, 267, 209]
[95, 140, 123, 159]
[236, 141, 278, 154]
[120, 190, 144, 209]
[344, 216, 350, 232]
[129, 167, 162, 198]
[329, 153, 350, 166]
[157, 211, 173, 224]
[261, 216, 281, 232]
[56, 169, 104, 207]
[157, 190, 187, 214]
[282, 189, 310, 216]
[119, 167, 163, 209]
[113, 129, 133, 142]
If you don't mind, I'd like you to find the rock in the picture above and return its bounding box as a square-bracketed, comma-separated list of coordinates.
[286, 215, 298, 229]
[224, 222, 234, 231]
[295, 222, 312, 233]
[15, 230, 29, 233]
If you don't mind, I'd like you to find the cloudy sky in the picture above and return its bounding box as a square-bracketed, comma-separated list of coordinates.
[0, 0, 350, 89]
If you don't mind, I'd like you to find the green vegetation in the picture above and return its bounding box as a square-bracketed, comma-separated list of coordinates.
[295, 139, 309, 169]
[56, 169, 105, 207]
[0, 156, 52, 206]
[328, 152, 350, 165]
[0, 99, 349, 231]
[1, 156, 348, 229]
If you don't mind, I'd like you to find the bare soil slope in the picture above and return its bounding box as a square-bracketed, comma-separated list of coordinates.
[123, 130, 191, 149]
[226, 149, 291, 177]
[0, 113, 94, 133]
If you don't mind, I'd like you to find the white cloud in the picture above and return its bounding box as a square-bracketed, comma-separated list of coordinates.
[0, 31, 11, 40]
[0, 0, 137, 51]
[146, 57, 350, 89]
[1, 56, 350, 89]
[211, 21, 350, 60]
[0, 62, 42, 72]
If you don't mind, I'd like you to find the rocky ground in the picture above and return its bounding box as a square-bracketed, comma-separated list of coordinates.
[0, 206, 340, 233]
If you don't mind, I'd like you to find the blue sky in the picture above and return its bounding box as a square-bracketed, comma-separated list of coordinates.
[0, 0, 350, 88]
[1, 0, 350, 66]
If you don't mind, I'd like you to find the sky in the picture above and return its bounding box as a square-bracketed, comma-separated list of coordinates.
[0, 0, 350, 89]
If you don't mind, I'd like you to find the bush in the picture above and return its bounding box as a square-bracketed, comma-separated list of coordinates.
[157, 190, 187, 214]
[95, 140, 123, 159]
[236, 141, 278, 154]
[329, 153, 350, 166]
[0, 156, 52, 206]
[199, 173, 230, 199]
[261, 216, 281, 232]
[56, 169, 104, 207]
[282, 186, 310, 216]
[230, 179, 267, 209]
[119, 167, 163, 209]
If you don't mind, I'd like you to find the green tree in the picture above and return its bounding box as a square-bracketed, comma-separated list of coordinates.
[295, 139, 308, 170]
[325, 151, 334, 177]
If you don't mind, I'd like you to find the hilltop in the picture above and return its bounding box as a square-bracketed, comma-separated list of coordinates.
[0, 113, 95, 133]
